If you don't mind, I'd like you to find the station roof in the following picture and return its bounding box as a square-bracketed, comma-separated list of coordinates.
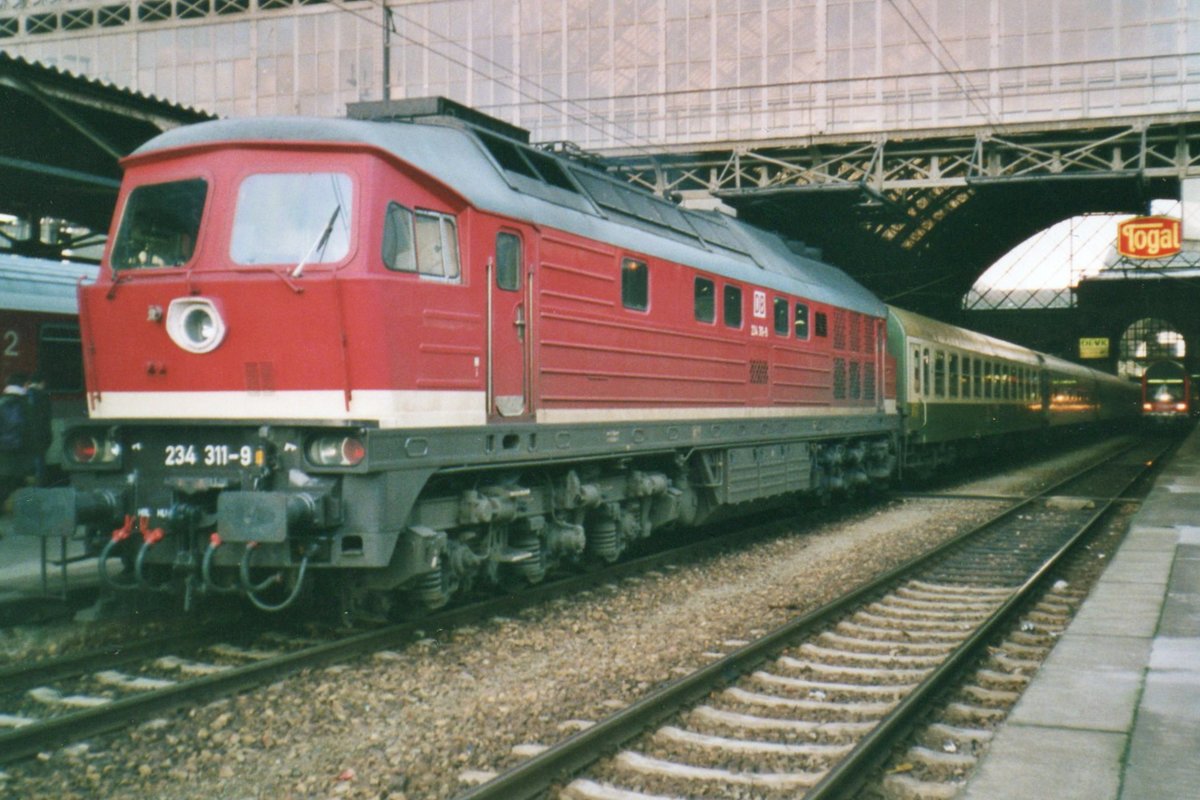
[0, 52, 213, 255]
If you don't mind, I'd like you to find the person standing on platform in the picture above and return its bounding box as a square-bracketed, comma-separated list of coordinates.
[24, 373, 52, 487]
[0, 372, 31, 510]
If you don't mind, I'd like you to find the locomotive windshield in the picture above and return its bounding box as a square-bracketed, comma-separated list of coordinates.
[111, 178, 207, 269]
[230, 172, 352, 266]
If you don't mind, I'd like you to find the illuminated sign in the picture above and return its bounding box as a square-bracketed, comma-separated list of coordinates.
[1079, 338, 1110, 359]
[1117, 216, 1182, 259]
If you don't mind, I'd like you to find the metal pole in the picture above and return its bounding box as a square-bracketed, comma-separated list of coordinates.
[382, 5, 392, 102]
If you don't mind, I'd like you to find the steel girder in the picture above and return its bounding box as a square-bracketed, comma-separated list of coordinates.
[604, 115, 1200, 315]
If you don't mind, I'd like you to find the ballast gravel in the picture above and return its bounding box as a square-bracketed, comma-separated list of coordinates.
[0, 439, 1131, 800]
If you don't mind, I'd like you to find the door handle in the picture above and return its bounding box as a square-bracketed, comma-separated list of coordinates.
[513, 304, 526, 342]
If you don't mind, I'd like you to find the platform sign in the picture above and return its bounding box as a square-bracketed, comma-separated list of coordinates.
[1079, 337, 1109, 359]
[1117, 216, 1182, 259]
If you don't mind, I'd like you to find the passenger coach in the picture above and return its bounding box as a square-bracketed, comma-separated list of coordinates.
[888, 306, 1138, 474]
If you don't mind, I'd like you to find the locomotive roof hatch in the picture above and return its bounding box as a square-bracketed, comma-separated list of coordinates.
[130, 116, 885, 319]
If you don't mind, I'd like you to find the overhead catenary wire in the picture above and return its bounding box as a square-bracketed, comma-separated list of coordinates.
[325, 0, 660, 157]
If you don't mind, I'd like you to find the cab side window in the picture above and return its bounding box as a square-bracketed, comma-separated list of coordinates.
[382, 202, 416, 272]
[384, 203, 461, 281]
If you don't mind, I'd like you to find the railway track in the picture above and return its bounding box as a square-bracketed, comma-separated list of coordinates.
[450, 438, 1164, 800]
[0, 484, 872, 765]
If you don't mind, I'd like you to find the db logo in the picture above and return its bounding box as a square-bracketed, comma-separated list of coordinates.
[752, 290, 767, 319]
[1117, 216, 1182, 259]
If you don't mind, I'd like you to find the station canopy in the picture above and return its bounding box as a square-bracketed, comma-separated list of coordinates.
[0, 52, 213, 258]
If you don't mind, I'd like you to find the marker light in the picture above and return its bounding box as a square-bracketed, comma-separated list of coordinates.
[307, 435, 366, 467]
[1176, 403, 1188, 412]
[166, 297, 226, 354]
[66, 431, 121, 465]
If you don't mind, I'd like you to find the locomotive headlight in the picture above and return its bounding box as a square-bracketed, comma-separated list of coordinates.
[1176, 402, 1188, 412]
[307, 435, 366, 467]
[166, 297, 226, 354]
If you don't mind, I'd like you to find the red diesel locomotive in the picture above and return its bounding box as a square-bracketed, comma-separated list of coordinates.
[15, 110, 897, 612]
[1141, 359, 1192, 423]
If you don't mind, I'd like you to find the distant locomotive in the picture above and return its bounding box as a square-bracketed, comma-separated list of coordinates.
[1141, 359, 1192, 423]
[13, 108, 1137, 614]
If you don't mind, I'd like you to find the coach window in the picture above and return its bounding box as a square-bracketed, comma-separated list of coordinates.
[922, 347, 931, 395]
[724, 285, 742, 328]
[934, 351, 946, 397]
[694, 277, 715, 322]
[972, 359, 982, 398]
[815, 311, 828, 337]
[795, 303, 809, 339]
[949, 353, 960, 398]
[495, 232, 520, 291]
[413, 210, 461, 280]
[912, 347, 921, 395]
[622, 258, 648, 311]
[773, 297, 789, 335]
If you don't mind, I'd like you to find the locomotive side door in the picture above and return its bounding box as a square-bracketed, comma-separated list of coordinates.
[488, 230, 530, 419]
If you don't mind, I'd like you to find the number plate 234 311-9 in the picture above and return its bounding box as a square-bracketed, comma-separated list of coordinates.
[164, 443, 258, 468]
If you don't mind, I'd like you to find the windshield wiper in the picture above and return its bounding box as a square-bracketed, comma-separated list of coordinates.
[290, 205, 341, 278]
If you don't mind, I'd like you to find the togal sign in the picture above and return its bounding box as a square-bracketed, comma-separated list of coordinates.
[1117, 216, 1182, 259]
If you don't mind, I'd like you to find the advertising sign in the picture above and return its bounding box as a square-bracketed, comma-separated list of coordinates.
[1117, 216, 1182, 259]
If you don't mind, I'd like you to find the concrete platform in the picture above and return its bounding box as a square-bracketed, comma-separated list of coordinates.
[0, 503, 97, 600]
[963, 428, 1200, 800]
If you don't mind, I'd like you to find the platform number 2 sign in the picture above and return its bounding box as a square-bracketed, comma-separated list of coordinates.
[2, 330, 17, 357]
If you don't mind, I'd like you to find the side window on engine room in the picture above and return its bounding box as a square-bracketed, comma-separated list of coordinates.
[773, 297, 789, 335]
[622, 257, 648, 311]
[724, 285, 742, 328]
[814, 311, 828, 338]
[694, 276, 715, 323]
[794, 303, 809, 340]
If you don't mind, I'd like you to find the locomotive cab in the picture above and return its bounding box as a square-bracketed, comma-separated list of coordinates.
[16, 125, 480, 610]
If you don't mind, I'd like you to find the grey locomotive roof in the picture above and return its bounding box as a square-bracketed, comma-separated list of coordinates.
[132, 117, 885, 318]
